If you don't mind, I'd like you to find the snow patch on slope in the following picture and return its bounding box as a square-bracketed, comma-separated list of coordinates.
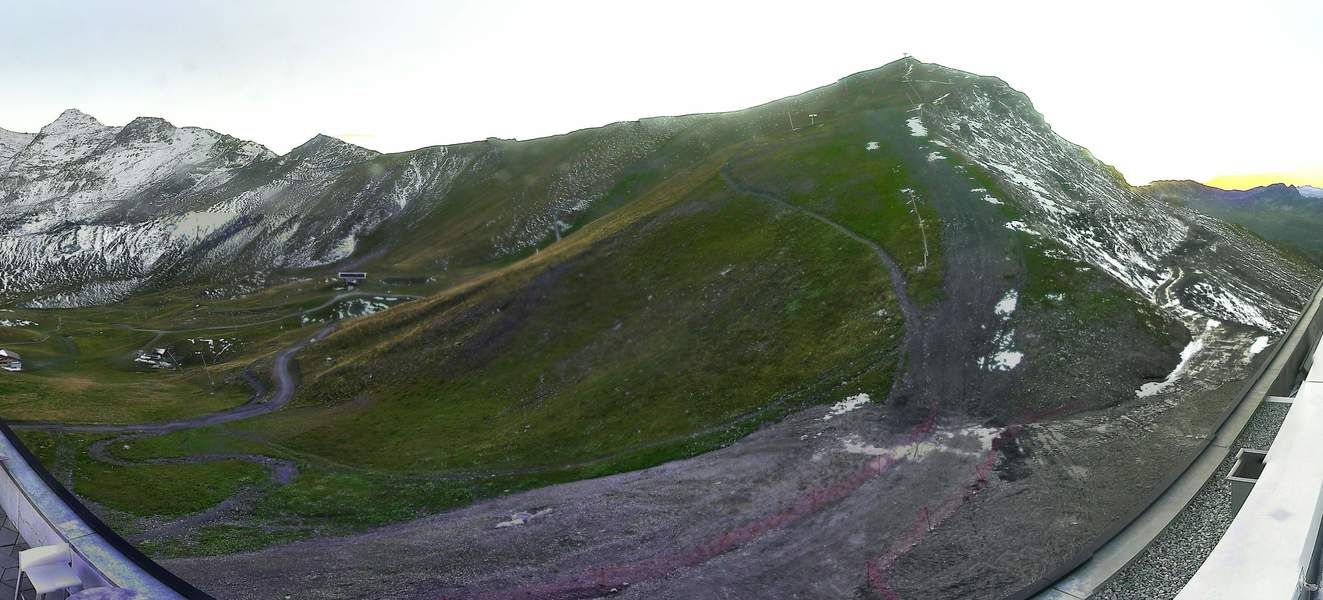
[1246, 335, 1271, 357]
[906, 116, 928, 137]
[979, 290, 1023, 371]
[24, 280, 141, 308]
[822, 393, 871, 420]
[1137, 319, 1219, 397]
[1004, 221, 1038, 235]
[923, 81, 1312, 337]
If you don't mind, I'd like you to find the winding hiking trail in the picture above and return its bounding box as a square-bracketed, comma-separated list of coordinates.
[11, 320, 337, 539]
[11, 322, 337, 434]
[719, 160, 928, 407]
[719, 162, 920, 338]
[88, 436, 300, 543]
[112, 291, 418, 335]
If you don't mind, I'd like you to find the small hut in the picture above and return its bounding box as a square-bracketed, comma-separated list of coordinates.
[0, 349, 22, 372]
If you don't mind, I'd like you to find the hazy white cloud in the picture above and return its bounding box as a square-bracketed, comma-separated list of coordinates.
[1, 0, 1319, 186]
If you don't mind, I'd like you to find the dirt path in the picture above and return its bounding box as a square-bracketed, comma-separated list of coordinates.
[8, 287, 416, 541]
[88, 434, 300, 542]
[13, 322, 332, 539]
[719, 162, 920, 336]
[11, 322, 336, 434]
[719, 158, 930, 408]
[112, 291, 417, 335]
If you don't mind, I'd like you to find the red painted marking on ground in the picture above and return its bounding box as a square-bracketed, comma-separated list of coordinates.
[444, 410, 941, 600]
[864, 403, 1078, 599]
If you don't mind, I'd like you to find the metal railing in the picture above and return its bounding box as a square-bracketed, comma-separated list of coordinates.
[0, 421, 213, 599]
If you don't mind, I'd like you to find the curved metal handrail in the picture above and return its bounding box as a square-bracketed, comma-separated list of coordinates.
[0, 420, 213, 599]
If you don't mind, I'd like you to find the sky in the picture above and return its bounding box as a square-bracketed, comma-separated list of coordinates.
[1, 0, 1319, 189]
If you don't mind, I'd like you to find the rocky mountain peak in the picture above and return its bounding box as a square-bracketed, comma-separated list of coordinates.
[118, 116, 178, 143]
[40, 108, 106, 136]
[299, 133, 368, 151]
[286, 133, 380, 167]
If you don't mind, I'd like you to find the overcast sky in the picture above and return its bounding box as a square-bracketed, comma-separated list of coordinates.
[2, 0, 1319, 188]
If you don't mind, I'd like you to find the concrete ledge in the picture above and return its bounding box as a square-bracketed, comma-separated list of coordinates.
[1025, 281, 1323, 600]
[0, 422, 210, 599]
[1176, 383, 1323, 599]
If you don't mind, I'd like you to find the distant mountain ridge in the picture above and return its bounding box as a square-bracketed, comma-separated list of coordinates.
[0, 106, 683, 306]
[0, 61, 1316, 328]
[0, 109, 424, 305]
[1146, 179, 1321, 203]
[1144, 179, 1323, 260]
[0, 126, 36, 167]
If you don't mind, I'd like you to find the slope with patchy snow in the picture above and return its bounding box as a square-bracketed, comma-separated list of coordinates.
[0, 107, 691, 306]
[0, 127, 35, 168]
[918, 77, 1315, 335]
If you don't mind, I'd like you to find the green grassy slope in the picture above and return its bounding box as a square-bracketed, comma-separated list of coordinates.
[0, 59, 1196, 559]
[251, 175, 903, 473]
[47, 147, 913, 553]
[16, 62, 957, 552]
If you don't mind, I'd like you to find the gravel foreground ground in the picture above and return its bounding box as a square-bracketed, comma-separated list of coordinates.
[1095, 400, 1292, 600]
[162, 376, 1255, 600]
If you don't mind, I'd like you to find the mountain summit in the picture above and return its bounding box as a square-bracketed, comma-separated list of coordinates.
[283, 133, 380, 169]
[39, 107, 104, 134]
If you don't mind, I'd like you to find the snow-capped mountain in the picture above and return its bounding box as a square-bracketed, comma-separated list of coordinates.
[911, 68, 1314, 333]
[0, 126, 35, 167]
[0, 62, 1315, 323]
[0, 110, 275, 305]
[0, 111, 468, 306]
[0, 108, 685, 306]
[1300, 184, 1323, 198]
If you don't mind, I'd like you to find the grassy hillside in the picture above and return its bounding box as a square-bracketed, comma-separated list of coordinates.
[1, 59, 1231, 565]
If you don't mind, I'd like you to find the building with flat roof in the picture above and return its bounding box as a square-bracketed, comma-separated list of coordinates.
[0, 350, 21, 373]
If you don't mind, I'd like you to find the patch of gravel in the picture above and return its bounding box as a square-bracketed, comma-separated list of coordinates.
[1095, 400, 1292, 600]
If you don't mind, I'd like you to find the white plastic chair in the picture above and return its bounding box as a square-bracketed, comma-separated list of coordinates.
[14, 544, 81, 600]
